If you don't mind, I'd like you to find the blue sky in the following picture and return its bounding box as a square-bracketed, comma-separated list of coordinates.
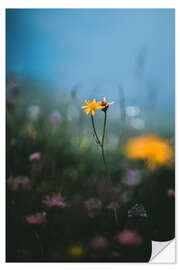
[6, 9, 175, 110]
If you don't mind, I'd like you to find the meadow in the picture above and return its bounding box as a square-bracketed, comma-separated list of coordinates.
[6, 75, 175, 262]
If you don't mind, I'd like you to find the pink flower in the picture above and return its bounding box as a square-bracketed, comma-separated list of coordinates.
[43, 193, 68, 208]
[50, 116, 59, 125]
[29, 152, 41, 161]
[7, 176, 31, 191]
[90, 236, 108, 250]
[26, 213, 47, 224]
[85, 198, 102, 218]
[116, 230, 142, 246]
[168, 189, 175, 198]
[49, 112, 62, 125]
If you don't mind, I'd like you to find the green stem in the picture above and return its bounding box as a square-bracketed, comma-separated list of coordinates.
[91, 115, 101, 145]
[113, 207, 118, 223]
[101, 111, 111, 181]
[101, 144, 110, 180]
[102, 111, 107, 146]
[91, 112, 111, 181]
[33, 230, 44, 257]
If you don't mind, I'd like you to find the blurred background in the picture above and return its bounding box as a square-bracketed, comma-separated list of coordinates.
[6, 9, 175, 262]
[6, 9, 174, 132]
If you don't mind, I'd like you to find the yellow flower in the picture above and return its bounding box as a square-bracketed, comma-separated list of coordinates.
[81, 99, 105, 116]
[68, 244, 84, 257]
[100, 97, 114, 112]
[125, 134, 173, 170]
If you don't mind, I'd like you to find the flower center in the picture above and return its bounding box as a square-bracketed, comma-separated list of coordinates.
[90, 104, 97, 110]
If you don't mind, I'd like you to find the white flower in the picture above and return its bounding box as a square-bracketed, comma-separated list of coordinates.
[126, 106, 140, 117]
[28, 105, 40, 120]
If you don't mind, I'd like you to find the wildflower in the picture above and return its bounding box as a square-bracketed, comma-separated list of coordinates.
[28, 105, 40, 120]
[126, 106, 140, 117]
[26, 213, 47, 224]
[68, 244, 84, 257]
[116, 230, 142, 246]
[82, 98, 112, 182]
[125, 134, 173, 170]
[90, 236, 108, 250]
[81, 99, 104, 116]
[49, 111, 62, 125]
[168, 189, 175, 198]
[100, 97, 114, 112]
[43, 193, 68, 208]
[29, 152, 41, 161]
[85, 198, 102, 218]
[7, 176, 31, 191]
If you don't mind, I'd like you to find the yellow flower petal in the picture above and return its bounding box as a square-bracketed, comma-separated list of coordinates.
[85, 108, 90, 114]
[96, 105, 105, 109]
[81, 105, 88, 108]
[91, 110, 95, 116]
[85, 99, 89, 105]
[93, 98, 96, 104]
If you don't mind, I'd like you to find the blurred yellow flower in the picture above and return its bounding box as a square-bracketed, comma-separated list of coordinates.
[81, 99, 104, 116]
[125, 134, 173, 170]
[68, 244, 84, 257]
